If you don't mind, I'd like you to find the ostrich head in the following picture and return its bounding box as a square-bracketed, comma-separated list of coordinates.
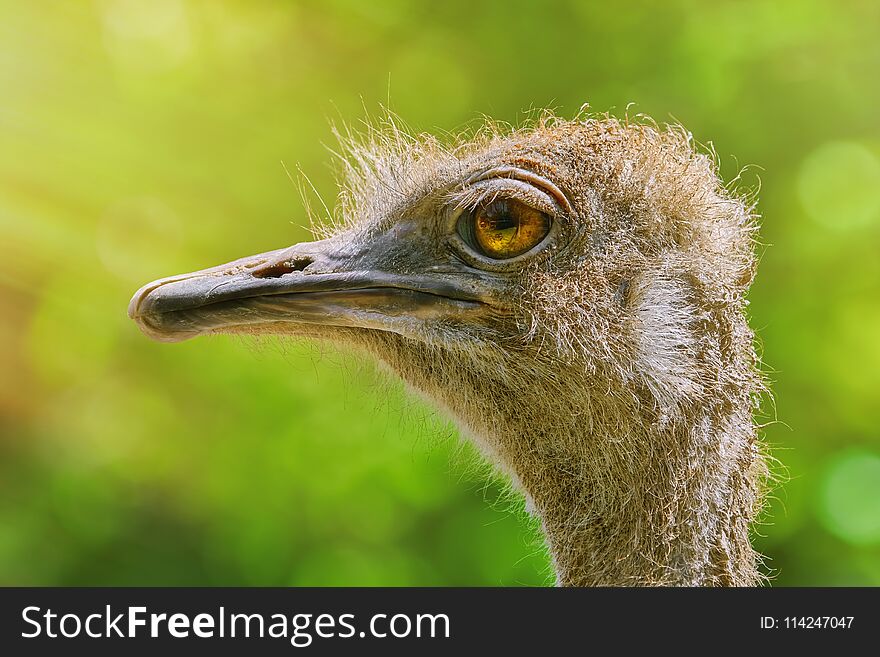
[129, 115, 768, 586]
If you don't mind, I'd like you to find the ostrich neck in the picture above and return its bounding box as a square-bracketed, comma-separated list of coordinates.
[368, 340, 763, 587]
[492, 410, 762, 587]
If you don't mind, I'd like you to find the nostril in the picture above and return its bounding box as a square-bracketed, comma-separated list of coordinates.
[252, 256, 314, 279]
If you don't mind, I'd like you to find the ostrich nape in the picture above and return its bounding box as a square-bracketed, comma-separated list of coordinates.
[129, 114, 768, 586]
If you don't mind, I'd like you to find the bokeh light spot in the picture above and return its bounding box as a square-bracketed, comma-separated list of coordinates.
[819, 449, 880, 546]
[96, 196, 183, 283]
[797, 141, 880, 231]
[99, 0, 193, 72]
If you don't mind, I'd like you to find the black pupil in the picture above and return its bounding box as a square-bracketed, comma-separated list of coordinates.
[478, 200, 518, 232]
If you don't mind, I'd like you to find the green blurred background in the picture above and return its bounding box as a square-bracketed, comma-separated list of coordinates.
[1, 0, 879, 586]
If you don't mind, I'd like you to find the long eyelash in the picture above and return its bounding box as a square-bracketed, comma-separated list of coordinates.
[444, 178, 560, 218]
[450, 185, 504, 212]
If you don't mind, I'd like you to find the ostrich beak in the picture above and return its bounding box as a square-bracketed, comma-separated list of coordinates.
[128, 239, 493, 343]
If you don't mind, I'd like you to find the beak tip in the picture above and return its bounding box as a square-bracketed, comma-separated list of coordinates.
[127, 286, 147, 320]
[128, 277, 201, 343]
[128, 276, 175, 320]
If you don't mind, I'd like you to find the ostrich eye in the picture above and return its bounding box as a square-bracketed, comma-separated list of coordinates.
[458, 198, 551, 259]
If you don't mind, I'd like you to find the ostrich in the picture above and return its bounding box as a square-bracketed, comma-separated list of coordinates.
[128, 114, 768, 586]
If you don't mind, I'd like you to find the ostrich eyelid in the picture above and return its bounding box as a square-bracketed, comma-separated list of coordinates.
[465, 166, 574, 216]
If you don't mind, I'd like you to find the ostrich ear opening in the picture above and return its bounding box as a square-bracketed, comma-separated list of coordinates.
[629, 272, 703, 410]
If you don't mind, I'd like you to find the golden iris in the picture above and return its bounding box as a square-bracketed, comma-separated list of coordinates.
[470, 198, 551, 259]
